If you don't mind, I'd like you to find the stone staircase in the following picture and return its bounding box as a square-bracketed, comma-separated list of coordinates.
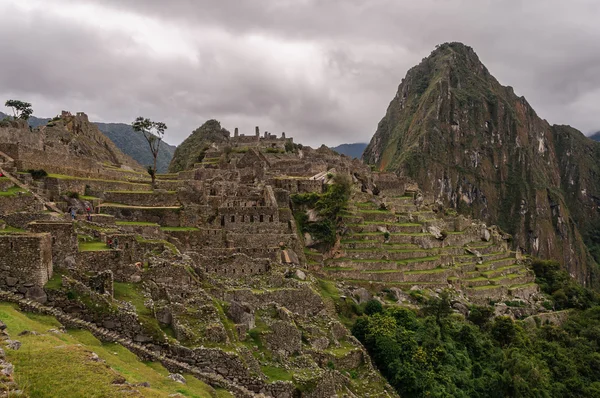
[0, 151, 63, 214]
[0, 290, 261, 398]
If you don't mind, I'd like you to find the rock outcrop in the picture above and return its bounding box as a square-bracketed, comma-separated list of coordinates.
[168, 119, 230, 173]
[363, 42, 600, 287]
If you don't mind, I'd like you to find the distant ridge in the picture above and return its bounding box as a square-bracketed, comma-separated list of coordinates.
[0, 111, 176, 173]
[591, 131, 600, 142]
[330, 143, 367, 159]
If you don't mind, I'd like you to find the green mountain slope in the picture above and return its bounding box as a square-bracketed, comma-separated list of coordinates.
[168, 120, 230, 173]
[331, 143, 367, 159]
[363, 42, 600, 287]
[95, 122, 176, 174]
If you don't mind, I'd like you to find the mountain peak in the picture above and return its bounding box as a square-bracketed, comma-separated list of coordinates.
[363, 44, 600, 287]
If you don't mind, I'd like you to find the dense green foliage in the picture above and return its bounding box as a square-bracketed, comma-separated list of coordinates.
[349, 262, 600, 397]
[353, 296, 600, 397]
[292, 174, 351, 248]
[532, 259, 599, 310]
[4, 99, 33, 120]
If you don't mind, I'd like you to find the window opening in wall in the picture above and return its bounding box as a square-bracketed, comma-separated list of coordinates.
[260, 215, 264, 222]
[221, 216, 225, 226]
[269, 215, 274, 222]
[231, 215, 235, 223]
[250, 215, 254, 223]
[242, 215, 245, 222]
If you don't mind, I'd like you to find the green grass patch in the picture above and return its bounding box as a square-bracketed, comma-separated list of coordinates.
[115, 221, 160, 226]
[261, 365, 294, 382]
[0, 186, 29, 196]
[0, 303, 225, 397]
[78, 241, 111, 252]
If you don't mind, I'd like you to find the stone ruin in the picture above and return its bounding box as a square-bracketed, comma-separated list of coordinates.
[0, 116, 542, 397]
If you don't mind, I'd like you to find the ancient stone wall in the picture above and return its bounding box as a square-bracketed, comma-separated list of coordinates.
[0, 233, 52, 288]
[44, 177, 151, 200]
[26, 221, 77, 267]
[104, 191, 180, 207]
[0, 194, 43, 216]
[99, 206, 182, 227]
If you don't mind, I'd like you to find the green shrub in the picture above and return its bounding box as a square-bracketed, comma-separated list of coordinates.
[365, 299, 383, 315]
[27, 169, 47, 179]
[66, 191, 79, 199]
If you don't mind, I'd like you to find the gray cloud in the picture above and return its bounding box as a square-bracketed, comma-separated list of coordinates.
[1, 0, 599, 148]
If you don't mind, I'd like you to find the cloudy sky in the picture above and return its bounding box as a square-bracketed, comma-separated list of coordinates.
[1, 0, 598, 147]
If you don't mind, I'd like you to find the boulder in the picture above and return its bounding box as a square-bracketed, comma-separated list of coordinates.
[428, 226, 445, 240]
[482, 228, 491, 242]
[168, 373, 186, 384]
[26, 286, 47, 304]
[376, 226, 389, 234]
[353, 288, 372, 304]
[227, 301, 255, 329]
[6, 340, 21, 350]
[5, 277, 17, 287]
[294, 269, 306, 281]
[304, 233, 315, 247]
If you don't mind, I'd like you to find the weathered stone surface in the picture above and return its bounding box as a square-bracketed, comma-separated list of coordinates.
[167, 373, 186, 384]
[265, 321, 301, 357]
[352, 288, 371, 304]
[294, 269, 306, 281]
[6, 340, 21, 350]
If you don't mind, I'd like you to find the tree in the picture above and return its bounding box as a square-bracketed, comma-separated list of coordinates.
[132, 117, 167, 185]
[5, 100, 33, 120]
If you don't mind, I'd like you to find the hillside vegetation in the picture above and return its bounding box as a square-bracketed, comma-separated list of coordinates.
[363, 42, 600, 288]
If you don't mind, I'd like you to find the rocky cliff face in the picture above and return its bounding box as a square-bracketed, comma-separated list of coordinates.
[363, 42, 600, 286]
[168, 119, 230, 173]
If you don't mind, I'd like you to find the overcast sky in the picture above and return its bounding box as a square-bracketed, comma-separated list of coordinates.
[1, 0, 598, 147]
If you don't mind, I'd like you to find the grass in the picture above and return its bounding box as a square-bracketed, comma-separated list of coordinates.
[0, 303, 230, 397]
[99, 203, 181, 209]
[0, 225, 26, 234]
[0, 186, 29, 196]
[115, 221, 160, 226]
[47, 174, 151, 187]
[79, 241, 111, 252]
[261, 365, 294, 382]
[113, 282, 171, 343]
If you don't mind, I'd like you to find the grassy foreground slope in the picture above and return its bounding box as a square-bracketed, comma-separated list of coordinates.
[0, 303, 231, 398]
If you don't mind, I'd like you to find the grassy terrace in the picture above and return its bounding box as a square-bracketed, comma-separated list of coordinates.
[115, 221, 160, 226]
[404, 267, 447, 274]
[79, 241, 111, 252]
[0, 225, 26, 234]
[46, 174, 151, 187]
[472, 284, 503, 291]
[0, 303, 227, 397]
[0, 186, 29, 196]
[98, 203, 181, 209]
